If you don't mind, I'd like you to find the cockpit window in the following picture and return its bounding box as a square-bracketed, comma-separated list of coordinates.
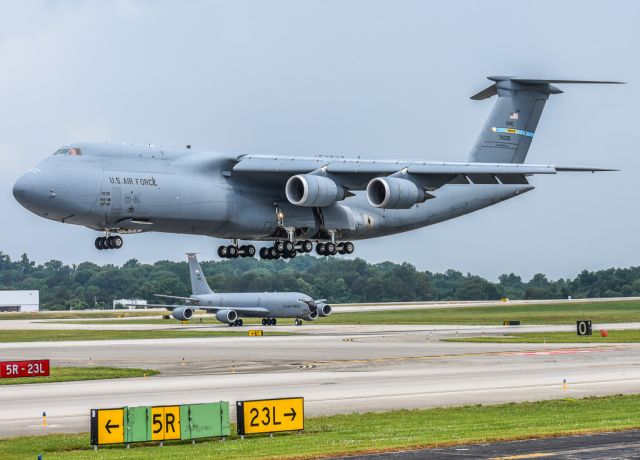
[53, 147, 82, 156]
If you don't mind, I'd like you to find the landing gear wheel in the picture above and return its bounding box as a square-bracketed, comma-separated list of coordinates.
[111, 235, 123, 249]
[295, 319, 302, 326]
[326, 242, 337, 256]
[262, 318, 267, 326]
[218, 245, 228, 258]
[302, 240, 313, 253]
[237, 319, 243, 326]
[275, 241, 285, 253]
[245, 245, 256, 257]
[272, 318, 277, 326]
[284, 241, 295, 253]
[316, 243, 326, 255]
[344, 241, 354, 254]
[227, 245, 238, 258]
[259, 247, 269, 259]
[95, 237, 105, 250]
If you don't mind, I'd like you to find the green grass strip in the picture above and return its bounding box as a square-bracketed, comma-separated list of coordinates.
[0, 329, 291, 343]
[446, 329, 640, 343]
[1, 394, 639, 459]
[0, 366, 159, 385]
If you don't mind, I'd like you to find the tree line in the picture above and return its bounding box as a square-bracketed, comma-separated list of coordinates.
[0, 252, 639, 310]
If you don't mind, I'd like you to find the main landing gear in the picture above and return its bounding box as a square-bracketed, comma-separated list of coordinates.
[95, 235, 123, 250]
[259, 240, 314, 260]
[217, 243, 256, 259]
[262, 318, 277, 326]
[228, 318, 244, 327]
[316, 241, 354, 257]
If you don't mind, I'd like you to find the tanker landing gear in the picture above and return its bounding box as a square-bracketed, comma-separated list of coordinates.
[217, 241, 256, 259]
[95, 235, 123, 250]
[294, 318, 302, 326]
[228, 318, 244, 327]
[261, 318, 277, 326]
[316, 241, 354, 257]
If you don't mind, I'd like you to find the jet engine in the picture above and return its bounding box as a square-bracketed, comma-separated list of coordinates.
[215, 309, 238, 324]
[366, 177, 425, 209]
[285, 174, 345, 207]
[303, 309, 319, 321]
[171, 306, 194, 321]
[316, 302, 332, 317]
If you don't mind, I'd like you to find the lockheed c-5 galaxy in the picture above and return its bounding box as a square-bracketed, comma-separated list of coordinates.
[151, 253, 330, 326]
[13, 77, 621, 260]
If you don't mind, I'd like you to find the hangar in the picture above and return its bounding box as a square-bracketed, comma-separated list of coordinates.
[0, 290, 39, 312]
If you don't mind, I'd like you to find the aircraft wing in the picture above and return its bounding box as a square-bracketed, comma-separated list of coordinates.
[155, 294, 200, 303]
[232, 155, 615, 191]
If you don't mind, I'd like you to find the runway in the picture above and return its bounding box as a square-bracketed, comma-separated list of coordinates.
[0, 324, 639, 438]
[334, 429, 640, 459]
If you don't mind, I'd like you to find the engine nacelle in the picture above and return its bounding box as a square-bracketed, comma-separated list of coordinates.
[316, 302, 332, 317]
[366, 177, 425, 209]
[303, 309, 319, 321]
[171, 306, 194, 321]
[215, 309, 238, 324]
[285, 174, 345, 207]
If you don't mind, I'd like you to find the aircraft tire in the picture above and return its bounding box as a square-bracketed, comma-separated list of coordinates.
[344, 242, 355, 254]
[218, 246, 228, 258]
[111, 235, 123, 249]
[246, 245, 256, 257]
[326, 242, 337, 256]
[303, 240, 313, 253]
[227, 245, 238, 258]
[288, 250, 297, 259]
[275, 241, 285, 253]
[295, 319, 302, 326]
[262, 318, 267, 326]
[284, 241, 295, 252]
[259, 247, 269, 259]
[95, 237, 104, 250]
[316, 243, 326, 256]
[272, 318, 277, 326]
[237, 319, 243, 326]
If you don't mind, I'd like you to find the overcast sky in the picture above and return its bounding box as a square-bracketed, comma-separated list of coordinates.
[1, 0, 637, 280]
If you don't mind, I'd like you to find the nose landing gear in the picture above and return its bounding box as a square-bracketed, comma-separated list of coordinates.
[95, 235, 123, 250]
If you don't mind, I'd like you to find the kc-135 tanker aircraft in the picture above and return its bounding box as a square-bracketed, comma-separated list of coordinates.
[152, 253, 330, 326]
[13, 77, 621, 260]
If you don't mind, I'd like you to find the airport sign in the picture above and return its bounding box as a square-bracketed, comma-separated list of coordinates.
[91, 408, 125, 445]
[248, 329, 264, 336]
[0, 359, 49, 378]
[91, 402, 230, 447]
[236, 397, 304, 435]
[577, 320, 593, 336]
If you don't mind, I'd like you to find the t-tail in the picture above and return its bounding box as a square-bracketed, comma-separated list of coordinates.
[186, 253, 214, 295]
[468, 77, 624, 164]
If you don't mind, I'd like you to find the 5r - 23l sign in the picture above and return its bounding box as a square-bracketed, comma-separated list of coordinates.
[236, 397, 304, 435]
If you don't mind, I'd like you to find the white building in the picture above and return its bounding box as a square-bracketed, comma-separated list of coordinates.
[112, 298, 148, 310]
[0, 290, 39, 312]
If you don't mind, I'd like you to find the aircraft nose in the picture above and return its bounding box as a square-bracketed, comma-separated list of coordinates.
[13, 173, 34, 208]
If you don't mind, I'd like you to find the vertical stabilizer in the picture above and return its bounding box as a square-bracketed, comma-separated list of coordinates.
[468, 77, 623, 164]
[186, 253, 214, 295]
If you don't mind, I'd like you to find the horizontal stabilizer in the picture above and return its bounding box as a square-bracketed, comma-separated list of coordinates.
[471, 76, 625, 100]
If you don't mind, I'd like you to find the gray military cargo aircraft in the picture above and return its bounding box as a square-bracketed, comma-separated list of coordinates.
[152, 253, 330, 326]
[13, 77, 621, 260]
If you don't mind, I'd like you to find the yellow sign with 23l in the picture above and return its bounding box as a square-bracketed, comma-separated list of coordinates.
[236, 397, 304, 435]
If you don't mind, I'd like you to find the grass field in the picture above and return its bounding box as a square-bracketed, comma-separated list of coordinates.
[447, 329, 640, 343]
[0, 366, 158, 385]
[68, 299, 640, 326]
[0, 311, 161, 320]
[1, 395, 639, 459]
[0, 329, 291, 343]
